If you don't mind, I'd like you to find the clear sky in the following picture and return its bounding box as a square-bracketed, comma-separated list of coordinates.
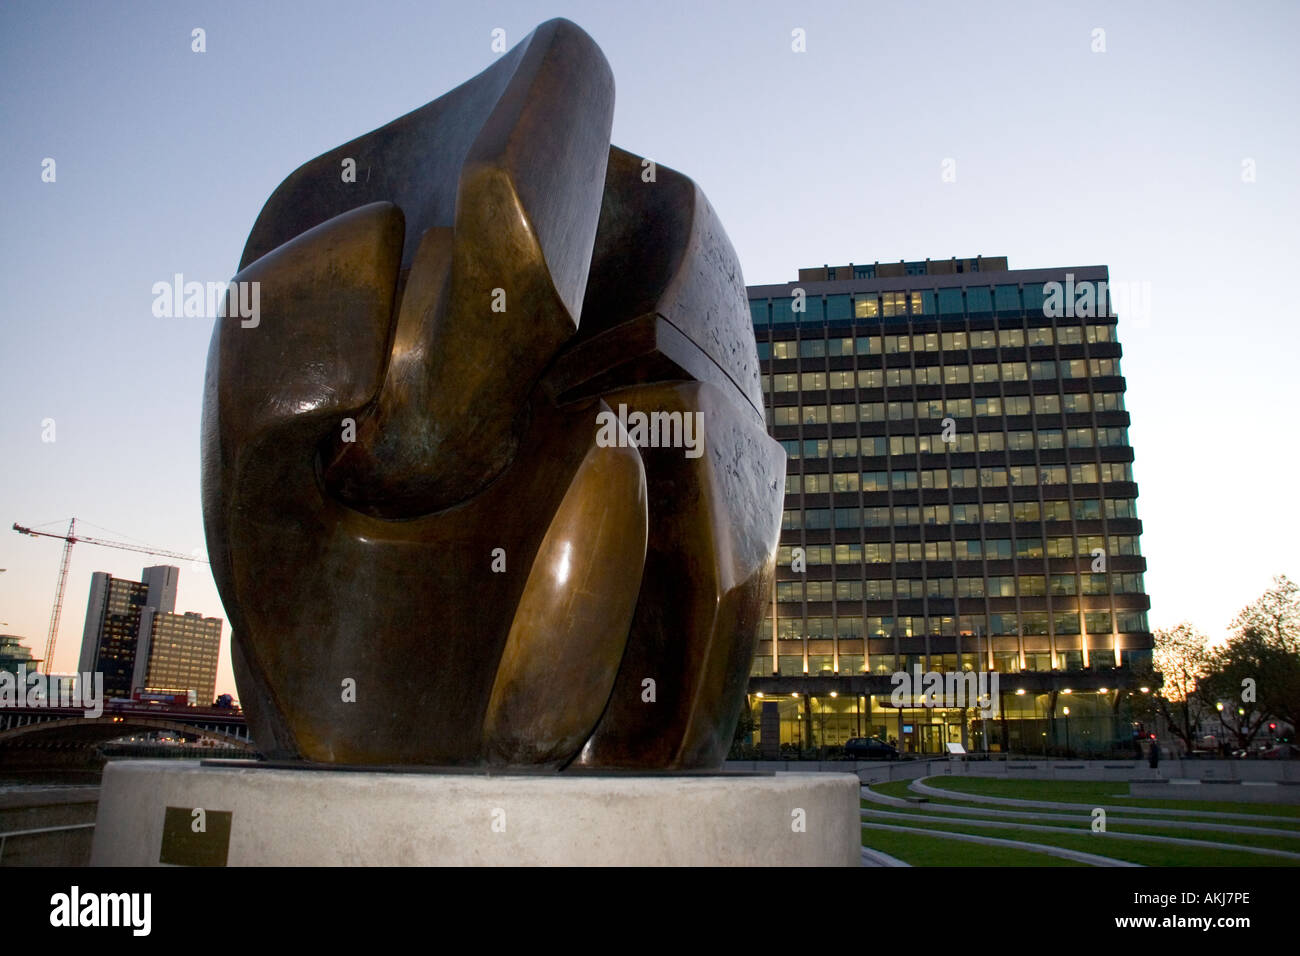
[1, 0, 1296, 697]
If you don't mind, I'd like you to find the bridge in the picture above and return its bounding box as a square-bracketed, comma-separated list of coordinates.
[0, 702, 255, 767]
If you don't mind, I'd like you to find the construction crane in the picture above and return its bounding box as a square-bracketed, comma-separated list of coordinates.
[12, 518, 209, 674]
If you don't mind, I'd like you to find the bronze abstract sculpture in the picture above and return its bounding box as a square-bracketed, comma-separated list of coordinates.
[201, 18, 784, 770]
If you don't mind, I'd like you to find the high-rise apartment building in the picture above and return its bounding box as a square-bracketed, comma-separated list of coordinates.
[79, 565, 221, 703]
[744, 256, 1150, 755]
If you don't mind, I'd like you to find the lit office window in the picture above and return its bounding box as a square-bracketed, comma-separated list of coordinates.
[855, 295, 879, 319]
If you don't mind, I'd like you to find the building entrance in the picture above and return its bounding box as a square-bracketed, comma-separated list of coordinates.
[920, 724, 944, 754]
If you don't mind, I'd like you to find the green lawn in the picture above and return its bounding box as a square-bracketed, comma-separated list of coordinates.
[922, 776, 1300, 819]
[871, 780, 924, 799]
[861, 776, 1300, 865]
[861, 802, 1300, 852]
[861, 826, 1085, 866]
[860, 815, 1298, 866]
[864, 786, 1300, 833]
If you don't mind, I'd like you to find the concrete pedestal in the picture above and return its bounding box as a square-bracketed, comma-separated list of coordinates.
[91, 760, 861, 866]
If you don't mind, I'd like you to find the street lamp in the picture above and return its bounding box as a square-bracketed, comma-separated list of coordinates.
[1063, 705, 1071, 755]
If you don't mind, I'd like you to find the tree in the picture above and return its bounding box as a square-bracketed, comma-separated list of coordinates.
[1224, 576, 1300, 739]
[1199, 633, 1272, 749]
[1117, 678, 1160, 754]
[1229, 575, 1300, 654]
[1257, 645, 1300, 740]
[732, 706, 756, 745]
[1149, 622, 1212, 754]
[728, 703, 757, 758]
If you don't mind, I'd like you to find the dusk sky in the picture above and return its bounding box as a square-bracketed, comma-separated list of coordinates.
[2, 0, 1296, 696]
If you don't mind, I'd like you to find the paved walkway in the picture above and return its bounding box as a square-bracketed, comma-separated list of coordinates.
[908, 777, 1299, 824]
[859, 806, 1300, 861]
[860, 846, 911, 867]
[859, 783, 1300, 837]
[858, 775, 1300, 866]
[859, 820, 1140, 866]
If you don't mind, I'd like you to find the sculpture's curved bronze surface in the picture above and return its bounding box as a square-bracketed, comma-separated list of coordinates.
[201, 18, 784, 769]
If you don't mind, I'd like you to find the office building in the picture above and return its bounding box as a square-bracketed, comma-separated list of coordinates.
[78, 565, 221, 703]
[744, 256, 1150, 755]
[0, 635, 38, 673]
[134, 609, 222, 704]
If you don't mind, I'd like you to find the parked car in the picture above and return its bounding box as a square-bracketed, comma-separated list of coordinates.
[844, 737, 899, 760]
[1260, 744, 1300, 760]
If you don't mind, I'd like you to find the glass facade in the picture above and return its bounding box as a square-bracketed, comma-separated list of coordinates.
[743, 261, 1151, 756]
[95, 578, 152, 700]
